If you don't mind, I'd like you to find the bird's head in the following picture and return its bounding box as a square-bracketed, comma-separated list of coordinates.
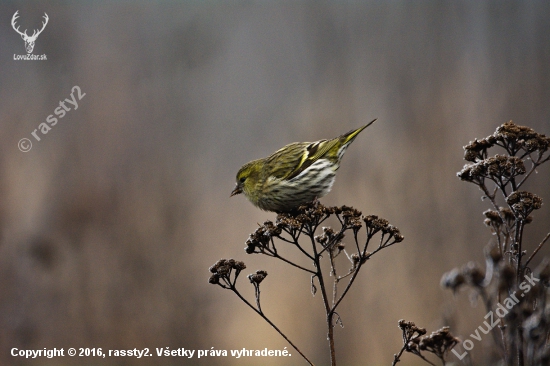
[231, 160, 262, 198]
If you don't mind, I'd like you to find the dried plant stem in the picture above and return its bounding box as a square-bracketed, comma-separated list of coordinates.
[517, 153, 550, 189]
[392, 347, 438, 366]
[515, 220, 525, 283]
[517, 320, 524, 366]
[478, 288, 506, 354]
[391, 346, 407, 366]
[311, 233, 337, 366]
[452, 121, 550, 365]
[212, 203, 403, 366]
[523, 232, 550, 268]
[497, 290, 510, 365]
[231, 284, 315, 366]
[392, 320, 457, 365]
[480, 183, 513, 235]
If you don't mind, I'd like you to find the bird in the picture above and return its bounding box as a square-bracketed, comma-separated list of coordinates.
[231, 119, 377, 212]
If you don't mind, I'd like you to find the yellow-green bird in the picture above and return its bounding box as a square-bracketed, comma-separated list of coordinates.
[231, 119, 377, 212]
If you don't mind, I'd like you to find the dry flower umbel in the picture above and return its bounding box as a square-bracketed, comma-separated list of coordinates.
[210, 201, 403, 366]
[393, 320, 459, 366]
[444, 121, 550, 365]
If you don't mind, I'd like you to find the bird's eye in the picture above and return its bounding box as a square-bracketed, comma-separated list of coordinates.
[239, 177, 246, 183]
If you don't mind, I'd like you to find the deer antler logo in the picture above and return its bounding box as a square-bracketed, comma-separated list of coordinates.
[11, 11, 49, 54]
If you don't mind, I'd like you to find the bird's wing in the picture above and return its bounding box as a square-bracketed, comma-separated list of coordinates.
[266, 138, 339, 181]
[264, 120, 376, 182]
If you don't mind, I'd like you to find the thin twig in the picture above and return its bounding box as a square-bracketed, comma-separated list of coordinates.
[523, 232, 550, 268]
[230, 285, 315, 366]
[392, 345, 407, 366]
[273, 234, 316, 261]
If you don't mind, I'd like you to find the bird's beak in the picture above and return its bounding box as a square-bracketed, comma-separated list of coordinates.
[230, 185, 242, 197]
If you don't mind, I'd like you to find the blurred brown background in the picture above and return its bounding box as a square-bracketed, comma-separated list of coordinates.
[1, 1, 549, 365]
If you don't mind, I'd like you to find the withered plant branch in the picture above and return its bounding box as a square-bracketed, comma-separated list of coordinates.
[263, 238, 316, 274]
[209, 260, 314, 366]
[495, 288, 508, 363]
[280, 228, 314, 260]
[524, 232, 550, 269]
[309, 230, 337, 366]
[517, 322, 524, 366]
[514, 220, 526, 283]
[479, 182, 514, 235]
[318, 222, 347, 257]
[229, 284, 314, 365]
[516, 152, 550, 190]
[392, 346, 437, 366]
[331, 235, 396, 313]
[233, 203, 403, 366]
[392, 320, 457, 366]
[454, 121, 550, 366]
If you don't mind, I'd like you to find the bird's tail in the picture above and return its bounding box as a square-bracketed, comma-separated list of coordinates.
[340, 118, 377, 145]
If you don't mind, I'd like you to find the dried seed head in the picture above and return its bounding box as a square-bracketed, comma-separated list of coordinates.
[244, 225, 270, 253]
[462, 262, 485, 287]
[493, 121, 550, 154]
[208, 259, 246, 285]
[441, 268, 466, 292]
[483, 209, 503, 227]
[384, 224, 404, 243]
[233, 261, 246, 271]
[418, 326, 459, 356]
[363, 215, 388, 232]
[263, 220, 282, 237]
[208, 258, 246, 283]
[458, 155, 526, 184]
[315, 227, 335, 245]
[276, 202, 335, 228]
[208, 274, 220, 284]
[486, 244, 502, 263]
[248, 270, 268, 284]
[506, 191, 543, 219]
[341, 205, 362, 229]
[398, 319, 426, 336]
[463, 137, 496, 162]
